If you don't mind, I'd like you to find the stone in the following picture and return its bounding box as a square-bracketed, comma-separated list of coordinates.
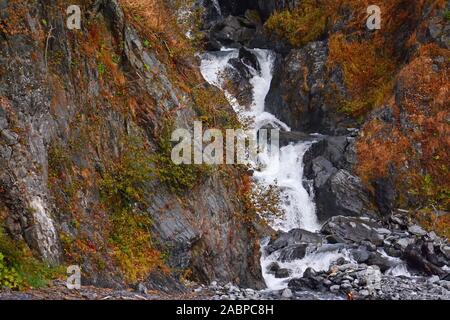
[359, 289, 370, 297]
[266, 228, 323, 254]
[137, 283, 148, 294]
[408, 225, 427, 237]
[330, 285, 340, 293]
[275, 268, 291, 279]
[281, 288, 293, 299]
[395, 238, 414, 250]
[321, 216, 386, 246]
[277, 245, 309, 262]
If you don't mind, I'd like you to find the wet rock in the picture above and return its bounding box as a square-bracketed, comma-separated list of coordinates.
[366, 252, 399, 272]
[267, 262, 280, 274]
[265, 41, 356, 135]
[403, 244, 446, 277]
[351, 248, 370, 263]
[278, 244, 309, 262]
[208, 15, 257, 49]
[266, 228, 322, 254]
[275, 268, 291, 279]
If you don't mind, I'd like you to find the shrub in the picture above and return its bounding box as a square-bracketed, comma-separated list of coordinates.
[99, 136, 167, 282]
[0, 225, 63, 289]
[327, 33, 396, 117]
[265, 0, 328, 47]
[0, 252, 21, 289]
[152, 118, 209, 195]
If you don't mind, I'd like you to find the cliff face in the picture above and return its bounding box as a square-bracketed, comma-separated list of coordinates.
[204, 0, 449, 232]
[0, 0, 264, 290]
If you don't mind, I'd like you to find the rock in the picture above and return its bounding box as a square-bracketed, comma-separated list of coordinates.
[303, 267, 316, 279]
[366, 252, 399, 272]
[321, 216, 386, 246]
[408, 225, 427, 237]
[340, 283, 352, 292]
[137, 283, 148, 294]
[330, 285, 340, 293]
[266, 228, 322, 254]
[440, 246, 450, 260]
[281, 288, 293, 299]
[351, 248, 370, 263]
[356, 266, 382, 292]
[403, 244, 446, 277]
[208, 15, 257, 49]
[278, 244, 309, 262]
[395, 238, 414, 250]
[359, 289, 370, 297]
[267, 262, 280, 274]
[275, 268, 291, 279]
[265, 41, 357, 135]
[312, 170, 375, 222]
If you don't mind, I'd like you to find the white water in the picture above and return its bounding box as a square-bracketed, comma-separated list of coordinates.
[200, 49, 320, 232]
[201, 48, 330, 290]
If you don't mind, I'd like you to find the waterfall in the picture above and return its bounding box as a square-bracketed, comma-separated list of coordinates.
[201, 48, 320, 232]
[201, 48, 330, 291]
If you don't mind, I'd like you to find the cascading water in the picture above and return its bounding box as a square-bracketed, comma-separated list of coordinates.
[200, 48, 349, 292]
[200, 49, 319, 232]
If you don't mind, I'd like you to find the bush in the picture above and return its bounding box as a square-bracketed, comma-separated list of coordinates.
[0, 252, 21, 289]
[0, 226, 62, 289]
[99, 136, 167, 282]
[265, 0, 328, 47]
[327, 33, 396, 117]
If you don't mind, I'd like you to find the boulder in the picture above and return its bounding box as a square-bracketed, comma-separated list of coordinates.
[266, 228, 323, 254]
[207, 15, 257, 49]
[275, 268, 291, 279]
[314, 170, 375, 221]
[278, 244, 309, 262]
[321, 216, 387, 246]
[403, 243, 446, 277]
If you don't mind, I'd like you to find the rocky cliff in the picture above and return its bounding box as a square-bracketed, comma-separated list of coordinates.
[0, 0, 264, 291]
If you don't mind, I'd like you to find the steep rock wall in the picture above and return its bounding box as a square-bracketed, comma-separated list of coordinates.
[0, 0, 264, 290]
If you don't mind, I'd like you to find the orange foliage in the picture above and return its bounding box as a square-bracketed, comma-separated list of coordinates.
[356, 43, 450, 213]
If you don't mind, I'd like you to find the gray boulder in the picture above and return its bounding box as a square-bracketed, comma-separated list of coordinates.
[321, 216, 387, 246]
